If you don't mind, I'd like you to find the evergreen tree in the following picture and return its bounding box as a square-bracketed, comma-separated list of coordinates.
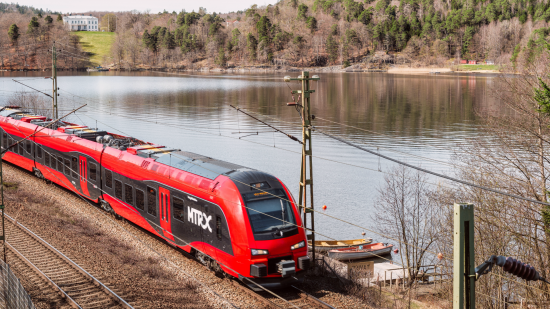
[8, 24, 19, 44]
[247, 33, 258, 61]
[306, 17, 317, 33]
[359, 8, 373, 25]
[57, 14, 62, 22]
[297, 4, 309, 20]
[45, 15, 53, 24]
[256, 15, 272, 42]
[273, 31, 292, 50]
[326, 34, 339, 63]
[27, 16, 39, 33]
[231, 28, 241, 47]
[215, 46, 227, 66]
[143, 30, 158, 53]
[330, 24, 338, 36]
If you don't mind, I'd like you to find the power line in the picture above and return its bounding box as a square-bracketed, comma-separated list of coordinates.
[75, 110, 454, 264]
[2, 124, 243, 309]
[317, 129, 550, 207]
[2, 122, 309, 308]
[12, 79, 52, 98]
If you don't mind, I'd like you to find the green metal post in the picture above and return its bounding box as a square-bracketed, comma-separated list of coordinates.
[454, 203, 475, 309]
[0, 127, 4, 263]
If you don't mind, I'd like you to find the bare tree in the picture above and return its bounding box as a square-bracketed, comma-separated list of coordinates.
[373, 165, 440, 286]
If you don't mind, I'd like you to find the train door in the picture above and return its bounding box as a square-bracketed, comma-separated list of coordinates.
[158, 187, 175, 241]
[79, 156, 90, 196]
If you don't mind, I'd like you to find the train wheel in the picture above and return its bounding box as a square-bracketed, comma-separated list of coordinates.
[100, 200, 123, 220]
[33, 168, 44, 179]
[195, 251, 209, 266]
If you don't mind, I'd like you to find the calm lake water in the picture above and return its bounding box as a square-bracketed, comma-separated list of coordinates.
[0, 71, 498, 245]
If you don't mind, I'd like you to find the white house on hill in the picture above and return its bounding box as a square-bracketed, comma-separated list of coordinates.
[62, 15, 99, 31]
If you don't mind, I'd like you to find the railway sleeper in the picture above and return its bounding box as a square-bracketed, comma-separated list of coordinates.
[62, 281, 98, 290]
[36, 264, 73, 272]
[69, 289, 106, 299]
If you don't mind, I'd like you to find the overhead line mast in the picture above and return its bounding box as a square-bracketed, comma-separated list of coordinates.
[284, 72, 320, 261]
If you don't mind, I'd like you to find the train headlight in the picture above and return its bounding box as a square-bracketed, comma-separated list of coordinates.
[291, 241, 305, 250]
[251, 249, 269, 256]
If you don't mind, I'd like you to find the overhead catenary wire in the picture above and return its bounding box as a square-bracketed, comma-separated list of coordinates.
[229, 105, 302, 144]
[316, 129, 550, 207]
[67, 101, 454, 190]
[51, 90, 548, 268]
[1, 125, 244, 309]
[74, 111, 455, 265]
[12, 79, 53, 98]
[2, 120, 305, 308]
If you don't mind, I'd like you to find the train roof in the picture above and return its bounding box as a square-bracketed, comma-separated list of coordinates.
[155, 151, 248, 180]
[0, 106, 280, 185]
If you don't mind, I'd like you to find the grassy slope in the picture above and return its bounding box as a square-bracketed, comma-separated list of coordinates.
[74, 31, 115, 66]
[458, 64, 500, 71]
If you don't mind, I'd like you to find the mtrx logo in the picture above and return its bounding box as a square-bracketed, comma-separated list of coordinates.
[188, 207, 212, 233]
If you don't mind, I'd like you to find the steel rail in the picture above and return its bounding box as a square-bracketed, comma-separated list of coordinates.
[5, 213, 134, 309]
[228, 278, 334, 309]
[291, 285, 336, 309]
[5, 242, 82, 309]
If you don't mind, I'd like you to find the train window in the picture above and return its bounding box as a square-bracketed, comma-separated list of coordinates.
[105, 170, 113, 188]
[18, 141, 23, 155]
[44, 151, 50, 167]
[2, 133, 7, 149]
[216, 216, 222, 240]
[58, 157, 63, 172]
[7, 137, 12, 152]
[124, 184, 134, 205]
[25, 140, 31, 153]
[64, 159, 71, 176]
[135, 189, 145, 210]
[89, 163, 97, 181]
[37, 146, 43, 159]
[147, 187, 157, 217]
[71, 157, 77, 178]
[173, 197, 184, 222]
[114, 180, 123, 199]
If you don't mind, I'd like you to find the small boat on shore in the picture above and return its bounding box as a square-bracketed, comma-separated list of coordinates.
[308, 238, 373, 252]
[328, 243, 394, 260]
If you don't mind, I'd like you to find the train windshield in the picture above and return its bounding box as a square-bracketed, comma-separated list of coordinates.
[243, 189, 297, 236]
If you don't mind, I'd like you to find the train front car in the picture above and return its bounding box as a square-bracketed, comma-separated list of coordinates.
[216, 170, 310, 291]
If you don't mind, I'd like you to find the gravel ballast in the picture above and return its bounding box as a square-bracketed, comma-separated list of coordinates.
[3, 163, 370, 308]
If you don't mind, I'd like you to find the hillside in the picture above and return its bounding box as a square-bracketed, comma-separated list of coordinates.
[105, 0, 550, 69]
[74, 31, 115, 65]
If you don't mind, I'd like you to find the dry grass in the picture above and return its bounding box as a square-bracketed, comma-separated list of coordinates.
[3, 169, 202, 308]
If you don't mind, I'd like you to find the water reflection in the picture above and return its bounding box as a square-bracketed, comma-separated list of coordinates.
[0, 71, 497, 243]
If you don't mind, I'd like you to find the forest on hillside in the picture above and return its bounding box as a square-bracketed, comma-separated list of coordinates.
[0, 3, 88, 70]
[106, 0, 550, 69]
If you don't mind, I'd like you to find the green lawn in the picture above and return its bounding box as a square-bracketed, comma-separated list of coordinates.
[458, 64, 500, 71]
[74, 31, 115, 66]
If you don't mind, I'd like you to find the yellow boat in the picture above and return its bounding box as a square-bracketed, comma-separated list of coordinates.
[308, 238, 373, 252]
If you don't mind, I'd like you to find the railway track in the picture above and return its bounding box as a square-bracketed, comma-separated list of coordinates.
[229, 279, 335, 309]
[4, 213, 135, 309]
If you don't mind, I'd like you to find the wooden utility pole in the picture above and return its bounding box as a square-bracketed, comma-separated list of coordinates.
[284, 72, 320, 261]
[454, 203, 475, 309]
[52, 41, 58, 119]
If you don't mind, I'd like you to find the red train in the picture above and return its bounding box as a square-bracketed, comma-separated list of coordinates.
[0, 106, 310, 290]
